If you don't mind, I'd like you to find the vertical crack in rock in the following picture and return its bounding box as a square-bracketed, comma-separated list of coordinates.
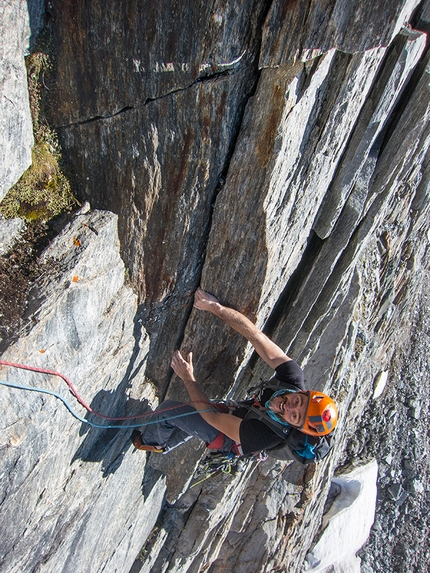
[254, 231, 325, 362]
[137, 0, 275, 398]
[377, 40, 430, 158]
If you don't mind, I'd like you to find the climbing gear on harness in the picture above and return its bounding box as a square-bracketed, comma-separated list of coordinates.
[131, 430, 165, 453]
[191, 450, 267, 487]
[302, 391, 338, 436]
[191, 452, 239, 487]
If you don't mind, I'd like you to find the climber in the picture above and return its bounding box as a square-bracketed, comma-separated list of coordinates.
[132, 288, 338, 461]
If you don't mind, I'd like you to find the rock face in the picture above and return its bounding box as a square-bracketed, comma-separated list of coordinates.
[0, 215, 25, 256]
[350, 274, 430, 573]
[0, 0, 34, 200]
[1, 1, 430, 573]
[0, 0, 47, 200]
[0, 207, 164, 573]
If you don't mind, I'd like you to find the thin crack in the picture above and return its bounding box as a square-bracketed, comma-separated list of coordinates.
[4, 95, 17, 108]
[57, 66, 239, 130]
[57, 105, 134, 129]
[143, 68, 234, 107]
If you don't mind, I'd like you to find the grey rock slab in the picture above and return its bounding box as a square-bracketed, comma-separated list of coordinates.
[295, 270, 361, 393]
[0, 0, 34, 200]
[148, 438, 206, 504]
[56, 65, 259, 398]
[368, 50, 430, 212]
[0, 208, 161, 573]
[260, 0, 421, 67]
[140, 461, 259, 573]
[270, 49, 430, 381]
[47, 0, 269, 126]
[174, 459, 304, 573]
[314, 28, 427, 239]
[173, 49, 386, 402]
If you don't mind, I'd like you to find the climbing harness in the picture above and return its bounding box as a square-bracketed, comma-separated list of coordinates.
[190, 450, 268, 487]
[0, 360, 215, 430]
[191, 452, 241, 486]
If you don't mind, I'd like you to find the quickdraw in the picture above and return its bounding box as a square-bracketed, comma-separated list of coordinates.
[190, 450, 268, 487]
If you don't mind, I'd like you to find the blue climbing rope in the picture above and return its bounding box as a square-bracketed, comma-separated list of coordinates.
[0, 360, 216, 430]
[0, 378, 215, 429]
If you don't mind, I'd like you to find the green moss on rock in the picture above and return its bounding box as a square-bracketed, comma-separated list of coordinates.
[0, 44, 78, 223]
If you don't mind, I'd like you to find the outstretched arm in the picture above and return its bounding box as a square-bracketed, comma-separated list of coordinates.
[171, 350, 242, 442]
[194, 288, 291, 369]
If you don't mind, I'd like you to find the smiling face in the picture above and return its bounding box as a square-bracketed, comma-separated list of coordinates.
[269, 391, 309, 428]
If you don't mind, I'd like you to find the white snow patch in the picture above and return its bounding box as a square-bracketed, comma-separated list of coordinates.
[373, 371, 389, 399]
[304, 459, 378, 573]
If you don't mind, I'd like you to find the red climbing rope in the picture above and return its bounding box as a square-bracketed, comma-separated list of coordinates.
[0, 359, 214, 421]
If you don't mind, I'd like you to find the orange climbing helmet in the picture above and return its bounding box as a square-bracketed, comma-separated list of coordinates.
[301, 391, 338, 436]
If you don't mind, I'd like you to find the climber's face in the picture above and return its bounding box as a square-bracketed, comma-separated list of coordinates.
[269, 391, 308, 428]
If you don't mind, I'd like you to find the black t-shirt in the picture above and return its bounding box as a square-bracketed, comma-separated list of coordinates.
[236, 360, 305, 455]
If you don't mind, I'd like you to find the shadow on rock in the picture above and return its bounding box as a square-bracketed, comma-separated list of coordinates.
[72, 311, 152, 476]
[71, 393, 152, 477]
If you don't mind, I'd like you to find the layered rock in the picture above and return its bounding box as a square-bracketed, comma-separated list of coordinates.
[260, 0, 420, 66]
[1, 1, 430, 573]
[0, 208, 162, 573]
